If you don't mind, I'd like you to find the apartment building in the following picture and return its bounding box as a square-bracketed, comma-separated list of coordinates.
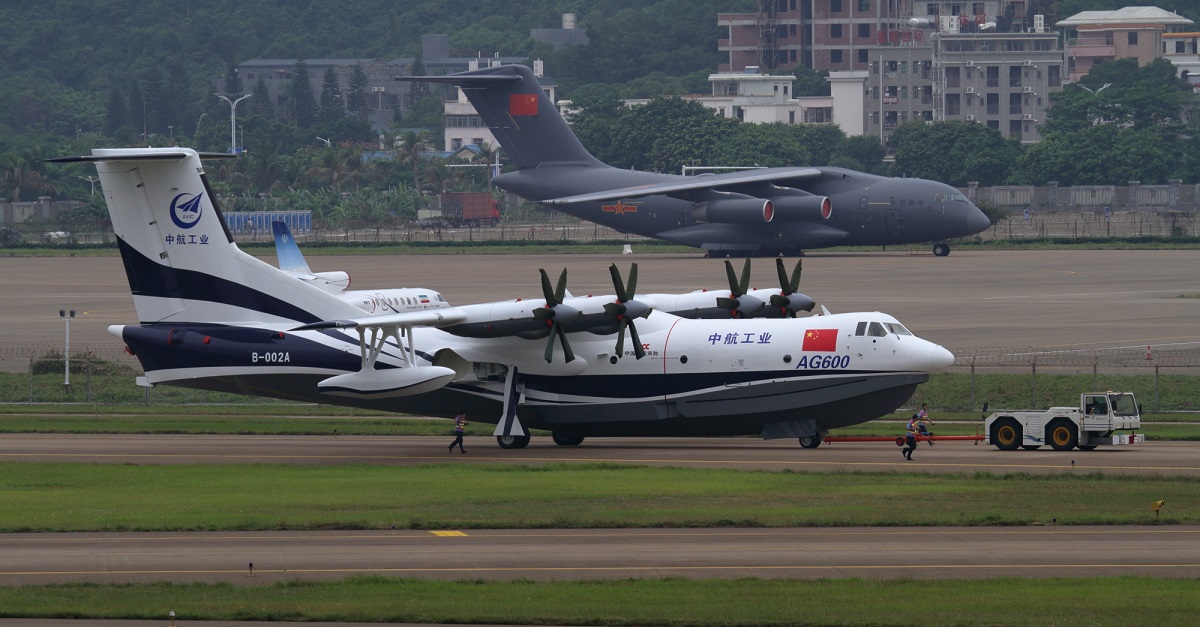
[1057, 6, 1194, 82]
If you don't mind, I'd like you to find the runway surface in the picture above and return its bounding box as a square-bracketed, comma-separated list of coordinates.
[2, 433, 1198, 476]
[3, 526, 1199, 584]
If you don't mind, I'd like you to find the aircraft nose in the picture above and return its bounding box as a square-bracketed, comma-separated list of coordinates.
[929, 344, 955, 370]
[966, 205, 990, 234]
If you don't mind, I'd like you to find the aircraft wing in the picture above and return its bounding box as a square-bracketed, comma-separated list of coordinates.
[542, 167, 823, 204]
[293, 308, 467, 331]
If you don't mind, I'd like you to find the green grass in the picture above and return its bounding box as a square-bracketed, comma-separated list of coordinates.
[1, 576, 1198, 626]
[0, 462, 1194, 532]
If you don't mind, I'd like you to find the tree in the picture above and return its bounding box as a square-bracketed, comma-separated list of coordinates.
[251, 77, 274, 120]
[318, 67, 345, 125]
[103, 85, 127, 137]
[408, 56, 430, 107]
[222, 62, 245, 101]
[1012, 125, 1180, 185]
[346, 64, 371, 119]
[890, 121, 1019, 186]
[288, 60, 318, 129]
[789, 66, 831, 97]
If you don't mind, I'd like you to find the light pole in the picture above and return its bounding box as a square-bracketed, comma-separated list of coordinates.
[214, 93, 252, 154]
[78, 176, 99, 196]
[59, 308, 75, 392]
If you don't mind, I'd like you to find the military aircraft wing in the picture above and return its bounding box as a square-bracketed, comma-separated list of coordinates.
[542, 167, 823, 204]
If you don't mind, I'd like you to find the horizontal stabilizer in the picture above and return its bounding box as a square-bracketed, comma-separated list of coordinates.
[46, 151, 236, 163]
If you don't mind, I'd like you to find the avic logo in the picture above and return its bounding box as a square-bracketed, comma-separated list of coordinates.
[169, 193, 204, 229]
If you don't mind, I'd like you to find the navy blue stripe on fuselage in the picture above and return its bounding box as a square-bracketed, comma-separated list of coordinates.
[117, 237, 321, 324]
[122, 323, 363, 373]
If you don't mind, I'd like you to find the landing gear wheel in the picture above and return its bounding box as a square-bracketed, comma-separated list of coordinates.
[496, 434, 531, 449]
[798, 434, 823, 449]
[552, 431, 585, 446]
[932, 242, 950, 257]
[1048, 421, 1078, 451]
[992, 418, 1022, 451]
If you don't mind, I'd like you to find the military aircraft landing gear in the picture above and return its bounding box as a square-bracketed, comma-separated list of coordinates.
[798, 434, 823, 449]
[932, 242, 951, 257]
[497, 434, 531, 449]
[552, 431, 585, 446]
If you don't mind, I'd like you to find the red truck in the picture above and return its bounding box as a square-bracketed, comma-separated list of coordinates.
[438, 192, 500, 227]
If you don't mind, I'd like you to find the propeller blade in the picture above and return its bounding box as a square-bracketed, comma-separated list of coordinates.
[723, 260, 740, 296]
[554, 268, 568, 303]
[543, 324, 558, 363]
[539, 268, 556, 304]
[738, 258, 752, 295]
[628, 320, 645, 359]
[557, 323, 575, 363]
[626, 263, 638, 298]
[788, 259, 803, 293]
[609, 263, 628, 303]
[615, 319, 627, 356]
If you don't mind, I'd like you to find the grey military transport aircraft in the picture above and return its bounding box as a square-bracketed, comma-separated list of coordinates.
[398, 64, 991, 257]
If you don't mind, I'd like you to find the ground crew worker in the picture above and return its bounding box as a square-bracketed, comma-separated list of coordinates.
[449, 411, 468, 453]
[917, 402, 934, 446]
[903, 414, 919, 460]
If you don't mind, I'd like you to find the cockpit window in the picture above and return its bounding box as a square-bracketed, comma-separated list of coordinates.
[855, 321, 868, 336]
[951, 193, 968, 202]
[885, 323, 912, 336]
[868, 322, 888, 337]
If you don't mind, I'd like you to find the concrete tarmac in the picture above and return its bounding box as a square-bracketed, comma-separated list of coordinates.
[2, 433, 1198, 476]
[3, 526, 1199, 584]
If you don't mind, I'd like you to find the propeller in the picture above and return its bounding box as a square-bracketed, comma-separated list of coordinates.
[715, 259, 764, 317]
[769, 258, 816, 317]
[534, 268, 579, 363]
[604, 263, 652, 359]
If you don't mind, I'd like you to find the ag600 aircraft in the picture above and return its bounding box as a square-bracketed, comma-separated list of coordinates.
[398, 64, 991, 257]
[51, 148, 954, 449]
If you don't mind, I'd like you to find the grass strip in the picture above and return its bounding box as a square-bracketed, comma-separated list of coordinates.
[0, 576, 1197, 626]
[0, 463, 1194, 532]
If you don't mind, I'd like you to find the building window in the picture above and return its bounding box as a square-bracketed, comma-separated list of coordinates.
[945, 94, 960, 116]
[1008, 119, 1022, 137]
[831, 0, 842, 12]
[1048, 65, 1061, 87]
[986, 93, 999, 115]
[1128, 32, 1138, 45]
[858, 48, 868, 63]
[831, 24, 843, 38]
[858, 23, 870, 38]
[927, 3, 938, 15]
[831, 49, 843, 63]
[859, 0, 870, 10]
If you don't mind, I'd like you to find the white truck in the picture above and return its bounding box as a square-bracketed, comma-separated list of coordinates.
[984, 392, 1144, 451]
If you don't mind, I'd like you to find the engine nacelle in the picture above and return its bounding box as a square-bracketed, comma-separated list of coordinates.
[691, 198, 774, 224]
[771, 196, 832, 221]
[318, 366, 455, 399]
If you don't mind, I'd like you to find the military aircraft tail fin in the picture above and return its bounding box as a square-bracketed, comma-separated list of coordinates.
[397, 64, 604, 170]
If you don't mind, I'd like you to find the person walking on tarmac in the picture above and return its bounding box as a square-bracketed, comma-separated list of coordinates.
[917, 402, 934, 446]
[903, 414, 919, 460]
[449, 411, 468, 454]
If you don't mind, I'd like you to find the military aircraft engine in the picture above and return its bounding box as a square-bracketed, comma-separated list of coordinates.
[770, 196, 832, 221]
[691, 198, 774, 224]
[317, 367, 457, 399]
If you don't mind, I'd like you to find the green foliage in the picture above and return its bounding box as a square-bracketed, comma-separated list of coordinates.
[891, 120, 1020, 186]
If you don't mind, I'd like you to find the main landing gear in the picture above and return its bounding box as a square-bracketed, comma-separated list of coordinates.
[798, 434, 823, 449]
[932, 242, 951, 256]
[496, 434, 531, 449]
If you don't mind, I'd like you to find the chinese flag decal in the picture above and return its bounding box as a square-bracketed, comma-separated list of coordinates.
[801, 328, 838, 352]
[509, 93, 539, 116]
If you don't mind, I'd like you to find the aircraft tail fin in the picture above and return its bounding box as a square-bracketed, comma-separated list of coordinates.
[272, 220, 313, 274]
[398, 64, 604, 170]
[49, 148, 358, 326]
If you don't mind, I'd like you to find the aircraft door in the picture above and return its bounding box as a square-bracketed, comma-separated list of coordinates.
[885, 208, 904, 236]
[853, 196, 872, 229]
